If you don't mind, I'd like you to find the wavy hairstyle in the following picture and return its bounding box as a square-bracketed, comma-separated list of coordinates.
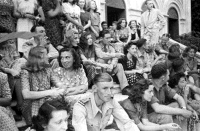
[63, 0, 77, 5]
[125, 79, 152, 104]
[87, 0, 98, 12]
[32, 98, 71, 131]
[117, 18, 127, 30]
[123, 41, 137, 55]
[168, 72, 186, 89]
[25, 46, 50, 72]
[58, 48, 81, 70]
[128, 20, 137, 29]
[182, 45, 198, 58]
[79, 31, 95, 58]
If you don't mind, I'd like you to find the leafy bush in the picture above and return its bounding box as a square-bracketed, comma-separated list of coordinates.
[176, 31, 200, 52]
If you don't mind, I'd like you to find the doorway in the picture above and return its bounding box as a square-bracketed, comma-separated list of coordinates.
[107, 6, 126, 26]
[168, 8, 179, 39]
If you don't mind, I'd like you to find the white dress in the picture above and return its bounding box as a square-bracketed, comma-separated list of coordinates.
[13, 0, 37, 52]
[62, 2, 80, 31]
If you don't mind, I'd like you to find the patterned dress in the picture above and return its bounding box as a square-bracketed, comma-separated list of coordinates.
[54, 67, 90, 105]
[42, 0, 62, 48]
[21, 67, 58, 124]
[0, 72, 18, 131]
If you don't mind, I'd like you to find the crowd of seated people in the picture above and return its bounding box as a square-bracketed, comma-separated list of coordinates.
[1, 0, 200, 131]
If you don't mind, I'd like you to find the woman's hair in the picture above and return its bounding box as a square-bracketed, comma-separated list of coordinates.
[93, 73, 113, 84]
[62, 29, 79, 47]
[168, 44, 181, 60]
[126, 79, 152, 104]
[124, 41, 137, 55]
[168, 72, 186, 89]
[136, 38, 146, 48]
[172, 57, 185, 72]
[87, 0, 98, 12]
[182, 45, 198, 58]
[58, 48, 82, 70]
[128, 20, 137, 28]
[32, 98, 71, 131]
[79, 32, 95, 58]
[25, 46, 50, 72]
[162, 33, 170, 38]
[117, 18, 127, 30]
[63, 0, 77, 5]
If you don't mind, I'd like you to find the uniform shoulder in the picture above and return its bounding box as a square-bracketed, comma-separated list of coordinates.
[77, 96, 91, 106]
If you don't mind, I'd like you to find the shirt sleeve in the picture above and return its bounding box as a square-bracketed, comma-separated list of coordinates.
[150, 96, 159, 105]
[140, 14, 145, 37]
[62, 3, 69, 14]
[47, 44, 59, 58]
[72, 102, 88, 131]
[20, 70, 31, 91]
[165, 85, 176, 99]
[94, 43, 115, 60]
[157, 10, 165, 30]
[79, 67, 88, 86]
[112, 99, 140, 131]
[1, 73, 11, 99]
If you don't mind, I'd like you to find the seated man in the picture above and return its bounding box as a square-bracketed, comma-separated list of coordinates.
[72, 73, 140, 131]
[22, 24, 58, 60]
[148, 62, 192, 124]
[94, 30, 128, 90]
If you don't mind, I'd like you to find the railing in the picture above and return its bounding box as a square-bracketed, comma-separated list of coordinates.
[170, 39, 200, 63]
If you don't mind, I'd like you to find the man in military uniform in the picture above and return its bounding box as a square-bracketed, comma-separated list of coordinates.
[72, 73, 139, 131]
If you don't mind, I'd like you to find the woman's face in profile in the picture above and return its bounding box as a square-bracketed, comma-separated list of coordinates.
[61, 51, 74, 69]
[143, 85, 154, 102]
[46, 110, 69, 131]
[90, 1, 96, 10]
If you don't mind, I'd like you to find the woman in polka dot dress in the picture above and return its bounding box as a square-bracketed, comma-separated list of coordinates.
[119, 42, 144, 86]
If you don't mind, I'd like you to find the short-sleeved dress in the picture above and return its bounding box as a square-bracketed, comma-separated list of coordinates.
[119, 56, 143, 86]
[80, 11, 91, 32]
[62, 2, 80, 31]
[54, 66, 90, 105]
[21, 67, 58, 124]
[42, 0, 62, 48]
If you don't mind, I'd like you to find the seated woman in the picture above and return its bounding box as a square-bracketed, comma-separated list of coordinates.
[54, 48, 90, 105]
[0, 72, 18, 131]
[128, 20, 139, 43]
[26, 99, 73, 131]
[183, 45, 199, 88]
[168, 72, 200, 131]
[120, 79, 180, 131]
[21, 46, 65, 125]
[118, 42, 144, 86]
[79, 32, 110, 87]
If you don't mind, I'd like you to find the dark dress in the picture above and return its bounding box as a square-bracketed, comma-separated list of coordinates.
[80, 11, 91, 33]
[119, 55, 143, 86]
[0, 0, 15, 33]
[42, 0, 62, 48]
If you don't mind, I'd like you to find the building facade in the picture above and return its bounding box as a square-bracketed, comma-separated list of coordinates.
[93, 0, 191, 39]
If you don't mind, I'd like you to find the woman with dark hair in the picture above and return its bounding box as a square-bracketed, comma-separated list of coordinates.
[21, 46, 65, 125]
[62, 0, 83, 31]
[41, 0, 62, 49]
[183, 45, 199, 88]
[119, 42, 144, 86]
[120, 79, 180, 131]
[54, 48, 90, 105]
[116, 18, 131, 45]
[168, 72, 200, 131]
[79, 32, 110, 87]
[27, 99, 73, 131]
[87, 0, 100, 40]
[128, 20, 140, 43]
[78, 0, 91, 32]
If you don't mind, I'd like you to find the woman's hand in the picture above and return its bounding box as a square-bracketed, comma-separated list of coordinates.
[49, 88, 65, 98]
[164, 123, 181, 130]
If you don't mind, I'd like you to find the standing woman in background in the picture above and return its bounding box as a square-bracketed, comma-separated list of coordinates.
[42, 0, 63, 49]
[129, 20, 140, 43]
[13, 0, 38, 53]
[78, 0, 91, 32]
[87, 0, 100, 40]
